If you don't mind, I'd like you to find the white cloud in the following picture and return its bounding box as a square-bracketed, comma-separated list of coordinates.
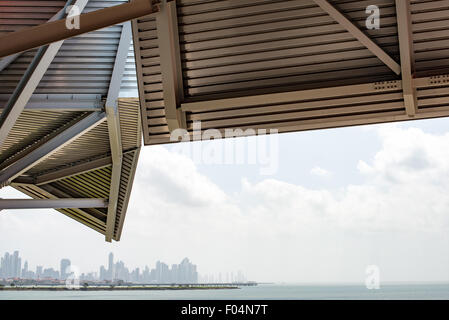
[310, 166, 332, 177]
[1, 124, 448, 283]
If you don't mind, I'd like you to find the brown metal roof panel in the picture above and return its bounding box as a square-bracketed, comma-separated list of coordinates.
[412, 1, 449, 76]
[0, 0, 128, 96]
[26, 121, 111, 174]
[0, 110, 84, 164]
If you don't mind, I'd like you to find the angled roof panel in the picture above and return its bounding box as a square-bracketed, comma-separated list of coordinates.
[0, 1, 141, 241]
[133, 0, 449, 145]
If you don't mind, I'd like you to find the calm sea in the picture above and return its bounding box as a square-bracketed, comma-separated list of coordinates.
[0, 284, 448, 300]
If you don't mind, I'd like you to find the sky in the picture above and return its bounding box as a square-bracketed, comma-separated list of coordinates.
[1, 118, 449, 284]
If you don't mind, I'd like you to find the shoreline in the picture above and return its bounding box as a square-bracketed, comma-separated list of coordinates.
[0, 286, 239, 291]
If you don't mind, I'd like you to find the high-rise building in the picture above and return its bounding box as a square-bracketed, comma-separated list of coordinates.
[108, 252, 114, 281]
[22, 261, 28, 278]
[178, 258, 198, 284]
[0, 253, 6, 278]
[60, 259, 71, 280]
[0, 251, 23, 278]
[36, 266, 43, 279]
[99, 265, 106, 281]
[1, 251, 205, 284]
[12, 251, 21, 278]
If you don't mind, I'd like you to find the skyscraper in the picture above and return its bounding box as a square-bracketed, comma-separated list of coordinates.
[12, 251, 21, 278]
[22, 261, 28, 278]
[108, 252, 114, 281]
[60, 259, 71, 280]
[99, 265, 106, 281]
[36, 266, 43, 279]
[0, 251, 23, 278]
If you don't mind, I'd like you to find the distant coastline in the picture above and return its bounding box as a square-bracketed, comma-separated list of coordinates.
[0, 285, 240, 291]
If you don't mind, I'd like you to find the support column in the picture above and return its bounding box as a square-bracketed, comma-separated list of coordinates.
[396, 0, 417, 116]
[104, 22, 132, 242]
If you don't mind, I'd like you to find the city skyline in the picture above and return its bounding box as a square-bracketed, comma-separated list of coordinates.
[0, 250, 246, 284]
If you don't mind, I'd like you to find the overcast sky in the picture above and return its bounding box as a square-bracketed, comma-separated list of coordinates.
[1, 118, 448, 284]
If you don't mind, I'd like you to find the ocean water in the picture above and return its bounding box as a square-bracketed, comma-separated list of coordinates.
[0, 284, 448, 300]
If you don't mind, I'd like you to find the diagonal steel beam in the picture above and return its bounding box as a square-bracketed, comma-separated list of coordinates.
[396, 0, 417, 116]
[313, 0, 401, 75]
[0, 0, 90, 149]
[104, 21, 132, 242]
[34, 155, 113, 186]
[0, 112, 106, 188]
[0, 2, 73, 73]
[22, 149, 136, 186]
[0, 0, 166, 58]
[0, 54, 20, 74]
[0, 96, 104, 112]
[0, 198, 108, 210]
[156, 0, 186, 131]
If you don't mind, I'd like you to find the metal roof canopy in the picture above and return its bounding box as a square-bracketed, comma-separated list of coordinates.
[0, 0, 143, 242]
[132, 0, 449, 145]
[1, 0, 449, 241]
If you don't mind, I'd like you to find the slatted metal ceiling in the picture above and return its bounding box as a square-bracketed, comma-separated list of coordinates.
[0, 1, 141, 241]
[133, 0, 449, 145]
[0, 0, 136, 96]
[412, 0, 449, 76]
[0, 110, 82, 164]
[8, 98, 141, 240]
[179, 0, 399, 98]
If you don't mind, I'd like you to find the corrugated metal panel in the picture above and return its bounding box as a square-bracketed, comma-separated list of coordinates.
[27, 98, 141, 174]
[114, 149, 139, 240]
[51, 166, 112, 200]
[178, 0, 399, 99]
[119, 41, 139, 97]
[118, 98, 141, 150]
[0, 0, 64, 35]
[0, 0, 128, 96]
[0, 110, 84, 165]
[50, 166, 111, 221]
[1, 2, 141, 241]
[183, 78, 449, 135]
[134, 0, 449, 145]
[27, 120, 111, 174]
[113, 98, 141, 240]
[133, 14, 166, 143]
[7, 98, 141, 240]
[411, 0, 449, 76]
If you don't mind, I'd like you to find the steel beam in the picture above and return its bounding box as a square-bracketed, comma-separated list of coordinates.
[0, 2, 72, 72]
[0, 97, 104, 112]
[0, 0, 165, 58]
[313, 0, 401, 75]
[396, 0, 417, 116]
[0, 112, 106, 188]
[0, 198, 108, 210]
[0, 0, 90, 149]
[182, 81, 404, 112]
[34, 155, 113, 186]
[12, 183, 107, 234]
[104, 22, 132, 242]
[156, 0, 186, 131]
[0, 54, 20, 73]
